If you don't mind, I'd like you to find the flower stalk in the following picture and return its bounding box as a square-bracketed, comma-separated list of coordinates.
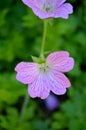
[18, 92, 29, 126]
[40, 20, 48, 58]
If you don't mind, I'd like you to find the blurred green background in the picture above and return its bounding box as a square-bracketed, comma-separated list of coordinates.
[0, 0, 86, 130]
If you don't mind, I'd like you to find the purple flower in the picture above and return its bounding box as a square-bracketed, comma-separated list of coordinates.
[45, 94, 59, 110]
[22, 0, 73, 19]
[15, 51, 74, 99]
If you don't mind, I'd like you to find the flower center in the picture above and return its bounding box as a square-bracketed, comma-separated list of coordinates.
[39, 63, 49, 72]
[42, 1, 54, 13]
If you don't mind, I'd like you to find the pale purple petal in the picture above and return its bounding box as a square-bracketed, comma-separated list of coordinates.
[56, 0, 66, 7]
[22, 0, 73, 19]
[45, 94, 59, 110]
[22, 0, 66, 8]
[22, 0, 37, 8]
[52, 87, 66, 95]
[53, 71, 71, 88]
[54, 3, 73, 19]
[30, 7, 54, 19]
[47, 51, 74, 72]
[47, 51, 69, 67]
[15, 62, 39, 84]
[28, 73, 50, 99]
[53, 57, 74, 72]
[48, 72, 67, 95]
[22, 0, 52, 19]
[47, 51, 69, 64]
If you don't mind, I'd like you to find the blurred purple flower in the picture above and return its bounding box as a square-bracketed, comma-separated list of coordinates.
[15, 51, 74, 99]
[45, 94, 59, 110]
[22, 0, 73, 19]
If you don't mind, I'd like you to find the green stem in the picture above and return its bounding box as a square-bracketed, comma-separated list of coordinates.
[40, 20, 48, 58]
[18, 92, 29, 126]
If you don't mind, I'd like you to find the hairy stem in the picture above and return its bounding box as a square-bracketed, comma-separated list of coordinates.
[40, 20, 48, 58]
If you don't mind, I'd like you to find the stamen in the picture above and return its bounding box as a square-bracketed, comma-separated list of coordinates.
[42, 1, 54, 13]
[39, 63, 49, 72]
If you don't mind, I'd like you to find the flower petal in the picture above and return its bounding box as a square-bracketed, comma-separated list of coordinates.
[53, 57, 74, 72]
[56, 0, 66, 7]
[48, 72, 67, 95]
[47, 51, 74, 72]
[22, 0, 53, 19]
[22, 0, 45, 12]
[47, 51, 69, 64]
[45, 94, 59, 110]
[22, 0, 37, 8]
[53, 71, 71, 88]
[31, 7, 54, 19]
[28, 73, 50, 99]
[54, 3, 73, 19]
[15, 62, 39, 84]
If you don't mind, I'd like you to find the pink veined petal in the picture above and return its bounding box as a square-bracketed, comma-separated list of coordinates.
[22, 0, 45, 11]
[47, 51, 69, 63]
[47, 51, 74, 72]
[47, 51, 69, 67]
[15, 62, 39, 84]
[28, 73, 50, 99]
[22, 0, 73, 19]
[52, 87, 66, 95]
[22, 0, 66, 10]
[48, 72, 67, 95]
[53, 57, 74, 72]
[54, 3, 73, 19]
[56, 0, 66, 7]
[42, 0, 57, 8]
[22, 0, 54, 19]
[31, 6, 54, 19]
[22, 0, 38, 8]
[52, 71, 71, 88]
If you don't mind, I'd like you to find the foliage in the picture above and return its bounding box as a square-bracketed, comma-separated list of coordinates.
[0, 0, 86, 130]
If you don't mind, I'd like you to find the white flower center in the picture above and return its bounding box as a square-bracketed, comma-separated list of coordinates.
[41, 0, 54, 13]
[39, 63, 49, 72]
